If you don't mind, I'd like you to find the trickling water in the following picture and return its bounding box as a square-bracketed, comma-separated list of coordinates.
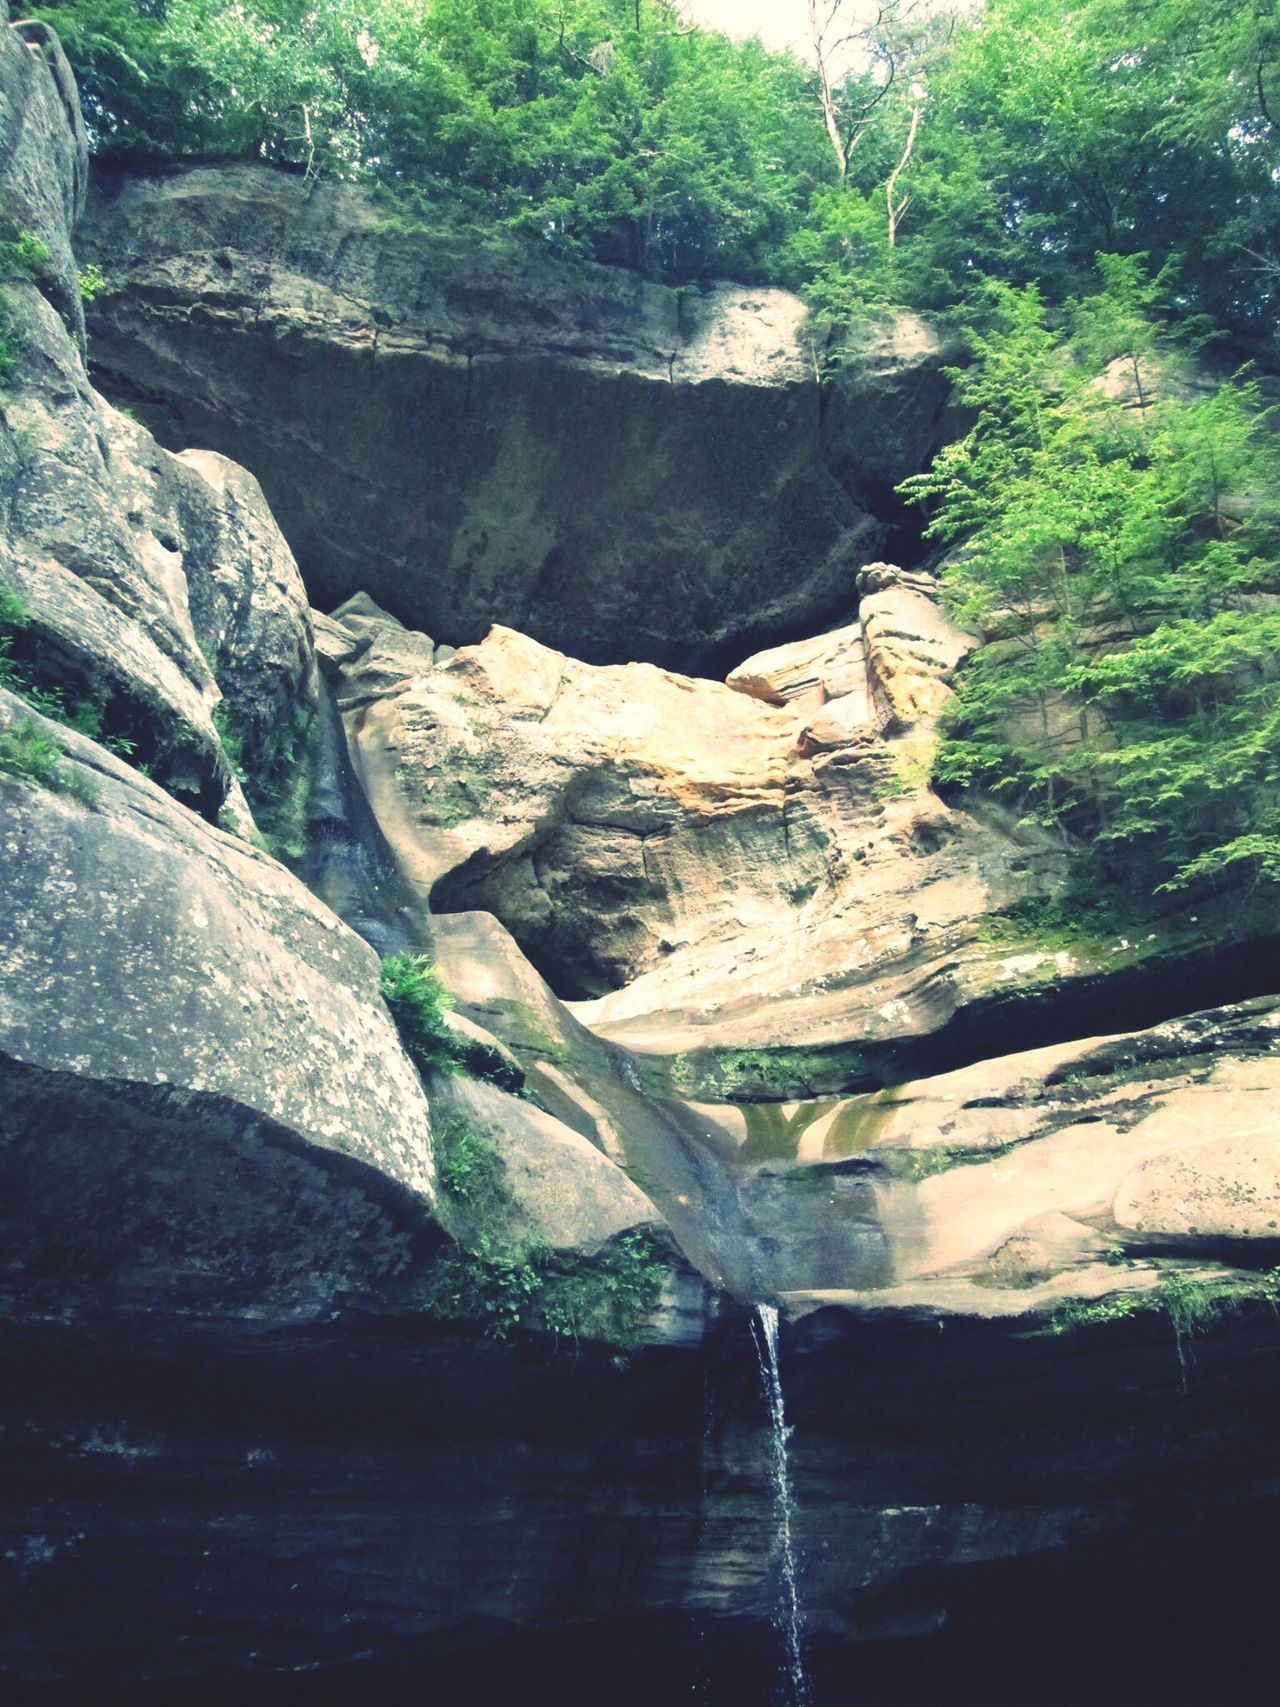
[751, 1304, 809, 1707]
[301, 684, 423, 957]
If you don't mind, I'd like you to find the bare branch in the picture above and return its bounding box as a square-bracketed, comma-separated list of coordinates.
[886, 97, 921, 248]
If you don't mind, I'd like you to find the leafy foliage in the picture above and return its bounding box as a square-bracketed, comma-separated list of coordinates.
[32, 0, 826, 283]
[0, 719, 98, 805]
[422, 1114, 668, 1347]
[419, 1228, 668, 1348]
[29, 0, 1280, 321]
[900, 261, 1280, 898]
[380, 951, 462, 1075]
[0, 591, 138, 761]
[78, 262, 108, 302]
[0, 231, 50, 281]
[0, 229, 50, 387]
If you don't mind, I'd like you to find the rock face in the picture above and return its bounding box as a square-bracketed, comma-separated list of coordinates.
[325, 588, 1279, 1097]
[0, 17, 444, 1320]
[1, 28, 317, 825]
[726, 560, 973, 734]
[328, 583, 1034, 1028]
[0, 692, 439, 1310]
[5, 22, 1280, 1706]
[76, 161, 959, 671]
[693, 996, 1280, 1313]
[0, 11, 86, 345]
[428, 1072, 663, 1257]
[1, 11, 697, 1349]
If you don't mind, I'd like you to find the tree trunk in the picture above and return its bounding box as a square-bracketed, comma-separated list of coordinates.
[886, 100, 921, 248]
[809, 0, 849, 179]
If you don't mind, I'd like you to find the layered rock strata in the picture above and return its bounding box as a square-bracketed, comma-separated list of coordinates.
[327, 588, 1275, 1099]
[77, 162, 959, 671]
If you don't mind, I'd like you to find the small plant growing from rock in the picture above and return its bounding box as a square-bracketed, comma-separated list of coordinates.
[380, 952, 462, 1075]
[211, 702, 247, 782]
[437, 1117, 511, 1233]
[0, 720, 97, 806]
[381, 960, 526, 1090]
[0, 589, 28, 685]
[0, 315, 16, 387]
[0, 719, 62, 786]
[0, 231, 50, 281]
[0, 231, 50, 389]
[420, 1116, 669, 1349]
[417, 1227, 669, 1350]
[78, 263, 108, 303]
[1041, 1266, 1280, 1394]
[0, 590, 138, 765]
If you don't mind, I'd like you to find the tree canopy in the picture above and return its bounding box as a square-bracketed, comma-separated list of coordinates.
[30, 0, 829, 281]
[901, 261, 1280, 896]
[31, 0, 1280, 321]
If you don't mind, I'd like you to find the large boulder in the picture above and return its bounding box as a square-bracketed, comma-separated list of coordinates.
[0, 690, 437, 1316]
[324, 592, 1276, 1097]
[76, 161, 959, 671]
[427, 1073, 663, 1257]
[327, 582, 1007, 1023]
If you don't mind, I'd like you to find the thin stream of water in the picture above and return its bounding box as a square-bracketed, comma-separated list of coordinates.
[751, 1303, 809, 1707]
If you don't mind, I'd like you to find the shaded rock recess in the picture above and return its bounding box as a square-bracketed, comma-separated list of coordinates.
[78, 161, 957, 674]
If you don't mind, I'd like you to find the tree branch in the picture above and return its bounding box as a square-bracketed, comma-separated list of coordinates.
[886, 98, 921, 248]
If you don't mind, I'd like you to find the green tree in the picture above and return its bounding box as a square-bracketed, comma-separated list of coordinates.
[34, 0, 826, 282]
[902, 263, 1280, 894]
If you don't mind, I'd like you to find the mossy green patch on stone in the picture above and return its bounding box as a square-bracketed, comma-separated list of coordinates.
[471, 997, 574, 1068]
[411, 1229, 670, 1350]
[669, 1044, 863, 1103]
[1036, 1264, 1280, 1350]
[880, 1141, 1017, 1183]
[412, 1119, 671, 1352]
[0, 719, 97, 806]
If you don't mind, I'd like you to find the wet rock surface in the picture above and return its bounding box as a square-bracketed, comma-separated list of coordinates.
[2, 1298, 1278, 1705]
[705, 996, 1280, 1300]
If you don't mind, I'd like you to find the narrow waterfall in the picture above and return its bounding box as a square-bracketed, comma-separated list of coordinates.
[751, 1304, 809, 1706]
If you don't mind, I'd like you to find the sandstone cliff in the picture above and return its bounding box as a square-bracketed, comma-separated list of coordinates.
[77, 161, 958, 672]
[3, 19, 1280, 1703]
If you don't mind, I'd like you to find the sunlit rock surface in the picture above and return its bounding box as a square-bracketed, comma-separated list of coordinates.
[324, 585, 1278, 1100]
